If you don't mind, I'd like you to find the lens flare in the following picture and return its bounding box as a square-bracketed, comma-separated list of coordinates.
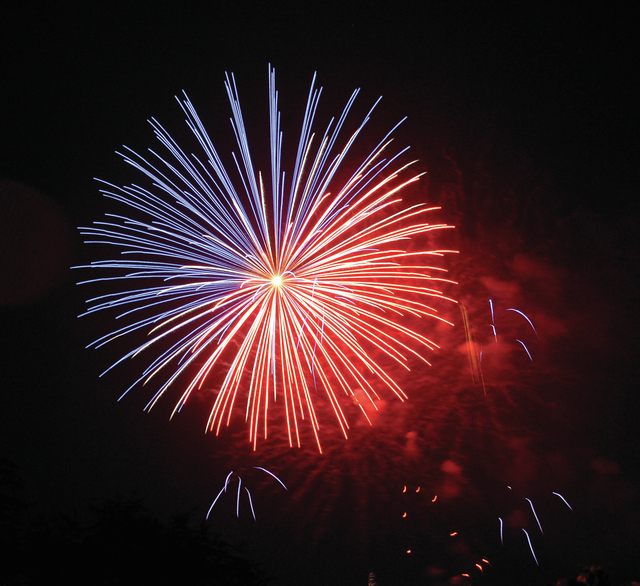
[77, 67, 456, 451]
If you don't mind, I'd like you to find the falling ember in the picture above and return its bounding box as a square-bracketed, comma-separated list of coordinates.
[552, 491, 573, 511]
[516, 339, 533, 361]
[253, 466, 288, 490]
[505, 308, 539, 339]
[236, 477, 242, 517]
[77, 66, 457, 451]
[522, 528, 539, 566]
[244, 487, 256, 520]
[526, 497, 544, 534]
[432, 495, 438, 502]
[489, 299, 497, 342]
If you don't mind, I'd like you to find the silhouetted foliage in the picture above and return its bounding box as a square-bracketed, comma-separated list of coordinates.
[4, 494, 268, 585]
[550, 565, 640, 586]
[0, 459, 29, 585]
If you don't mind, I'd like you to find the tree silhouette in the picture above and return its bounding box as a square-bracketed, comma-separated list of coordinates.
[13, 496, 268, 586]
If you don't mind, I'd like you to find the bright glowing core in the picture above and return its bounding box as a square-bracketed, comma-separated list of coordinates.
[272, 275, 282, 287]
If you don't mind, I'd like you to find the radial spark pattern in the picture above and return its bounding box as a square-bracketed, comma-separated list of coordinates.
[78, 68, 456, 451]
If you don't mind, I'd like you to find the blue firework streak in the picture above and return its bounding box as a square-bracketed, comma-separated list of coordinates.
[207, 466, 288, 521]
[77, 66, 456, 451]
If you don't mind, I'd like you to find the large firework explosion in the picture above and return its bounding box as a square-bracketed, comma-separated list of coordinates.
[77, 67, 457, 452]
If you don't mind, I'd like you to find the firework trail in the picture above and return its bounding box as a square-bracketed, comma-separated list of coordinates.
[207, 466, 287, 521]
[522, 528, 539, 565]
[526, 497, 543, 534]
[77, 67, 457, 451]
[552, 492, 573, 511]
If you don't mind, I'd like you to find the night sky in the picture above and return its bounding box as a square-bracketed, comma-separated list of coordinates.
[1, 4, 639, 586]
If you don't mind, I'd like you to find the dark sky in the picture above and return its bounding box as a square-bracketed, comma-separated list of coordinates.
[1, 4, 639, 586]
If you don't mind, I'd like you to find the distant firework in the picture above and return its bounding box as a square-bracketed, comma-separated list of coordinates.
[78, 67, 456, 451]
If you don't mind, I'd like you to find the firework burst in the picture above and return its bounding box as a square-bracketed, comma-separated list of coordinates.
[78, 67, 457, 451]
